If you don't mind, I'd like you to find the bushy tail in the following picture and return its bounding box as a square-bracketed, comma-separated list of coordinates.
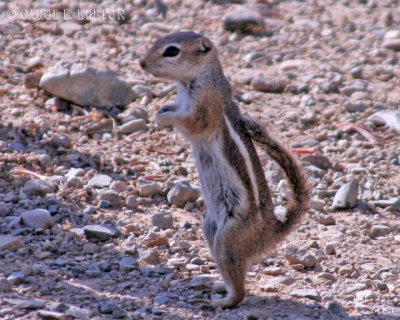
[242, 117, 311, 237]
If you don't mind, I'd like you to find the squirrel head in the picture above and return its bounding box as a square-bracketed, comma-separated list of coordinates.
[140, 31, 218, 84]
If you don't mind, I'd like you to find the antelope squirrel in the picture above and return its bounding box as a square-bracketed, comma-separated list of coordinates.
[140, 31, 310, 308]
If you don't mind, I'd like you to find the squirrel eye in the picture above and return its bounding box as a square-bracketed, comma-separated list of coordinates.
[162, 46, 180, 57]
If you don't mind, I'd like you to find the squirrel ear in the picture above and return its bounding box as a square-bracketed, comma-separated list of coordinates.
[199, 38, 212, 54]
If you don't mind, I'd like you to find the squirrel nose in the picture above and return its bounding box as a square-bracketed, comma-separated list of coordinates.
[139, 59, 146, 69]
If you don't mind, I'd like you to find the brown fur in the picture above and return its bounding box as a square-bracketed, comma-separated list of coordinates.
[140, 31, 311, 308]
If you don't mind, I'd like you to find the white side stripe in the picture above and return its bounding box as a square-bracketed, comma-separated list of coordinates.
[224, 115, 259, 207]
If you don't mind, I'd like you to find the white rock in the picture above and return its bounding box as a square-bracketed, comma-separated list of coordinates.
[39, 62, 135, 108]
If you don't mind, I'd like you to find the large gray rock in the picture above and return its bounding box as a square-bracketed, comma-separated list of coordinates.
[21, 209, 54, 229]
[332, 179, 359, 209]
[0, 235, 24, 251]
[23, 179, 55, 196]
[167, 180, 200, 207]
[39, 62, 135, 108]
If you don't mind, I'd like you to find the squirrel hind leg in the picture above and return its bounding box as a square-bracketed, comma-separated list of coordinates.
[211, 233, 247, 308]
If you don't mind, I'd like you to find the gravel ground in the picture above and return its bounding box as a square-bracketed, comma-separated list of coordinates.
[0, 0, 400, 319]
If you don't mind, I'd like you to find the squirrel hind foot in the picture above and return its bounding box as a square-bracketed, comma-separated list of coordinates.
[211, 292, 245, 309]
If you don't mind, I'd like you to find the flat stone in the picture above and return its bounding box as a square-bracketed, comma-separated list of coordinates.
[119, 119, 148, 134]
[372, 197, 400, 208]
[137, 178, 162, 197]
[151, 211, 174, 229]
[167, 180, 200, 207]
[39, 62, 135, 108]
[332, 179, 359, 209]
[23, 179, 55, 196]
[87, 174, 112, 188]
[21, 209, 54, 229]
[0, 235, 24, 251]
[370, 225, 390, 237]
[83, 224, 121, 242]
[284, 244, 317, 268]
[290, 288, 320, 301]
